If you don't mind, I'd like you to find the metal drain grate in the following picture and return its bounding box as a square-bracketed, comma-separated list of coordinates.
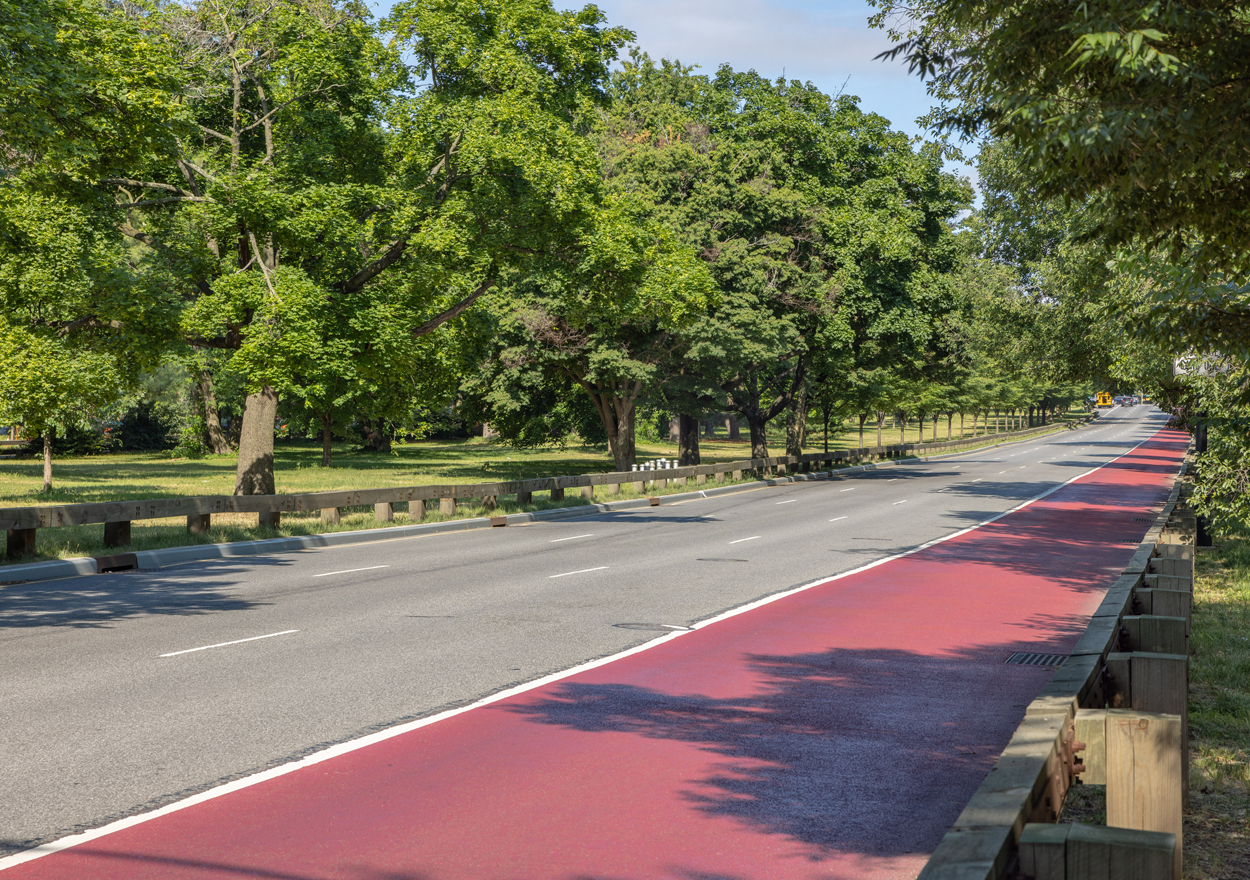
[1006, 652, 1068, 667]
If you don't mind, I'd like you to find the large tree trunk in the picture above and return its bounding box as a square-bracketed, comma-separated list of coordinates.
[42, 429, 52, 493]
[610, 398, 637, 471]
[897, 410, 908, 445]
[360, 418, 392, 452]
[785, 381, 807, 455]
[668, 415, 681, 444]
[858, 413, 867, 448]
[234, 385, 278, 495]
[726, 415, 740, 440]
[747, 415, 769, 459]
[198, 369, 231, 454]
[321, 411, 333, 467]
[876, 411, 885, 448]
[677, 414, 700, 465]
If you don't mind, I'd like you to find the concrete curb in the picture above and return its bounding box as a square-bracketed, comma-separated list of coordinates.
[0, 556, 97, 584]
[0, 417, 1102, 584]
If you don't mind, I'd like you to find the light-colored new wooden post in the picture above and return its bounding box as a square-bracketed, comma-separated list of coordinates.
[187, 513, 211, 534]
[1067, 824, 1174, 880]
[440, 497, 456, 515]
[320, 507, 340, 524]
[1106, 709, 1183, 879]
[374, 502, 393, 522]
[1121, 615, 1187, 655]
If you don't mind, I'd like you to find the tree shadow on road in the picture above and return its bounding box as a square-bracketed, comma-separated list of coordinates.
[0, 561, 281, 629]
[508, 643, 1060, 860]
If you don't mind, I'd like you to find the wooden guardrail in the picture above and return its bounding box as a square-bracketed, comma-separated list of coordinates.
[2, 416, 1093, 560]
[919, 450, 1194, 880]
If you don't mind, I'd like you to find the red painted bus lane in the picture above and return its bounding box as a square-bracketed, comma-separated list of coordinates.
[2, 431, 1189, 880]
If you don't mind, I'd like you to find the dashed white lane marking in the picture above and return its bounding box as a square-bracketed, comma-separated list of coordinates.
[550, 534, 593, 543]
[973, 478, 983, 482]
[776, 499, 797, 505]
[161, 630, 299, 658]
[998, 471, 1007, 474]
[829, 516, 848, 522]
[1020, 466, 1027, 469]
[893, 499, 909, 505]
[313, 566, 389, 578]
[549, 566, 609, 579]
[840, 488, 856, 492]
[729, 536, 761, 544]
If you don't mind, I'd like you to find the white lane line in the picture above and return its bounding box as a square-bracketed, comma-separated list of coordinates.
[998, 471, 1007, 474]
[550, 534, 593, 543]
[972, 478, 983, 482]
[548, 566, 608, 579]
[893, 499, 909, 505]
[840, 487, 856, 492]
[0, 429, 1169, 874]
[1019, 466, 1027, 469]
[885, 478, 898, 482]
[776, 499, 797, 505]
[313, 565, 389, 578]
[729, 536, 761, 544]
[829, 516, 848, 522]
[160, 630, 299, 658]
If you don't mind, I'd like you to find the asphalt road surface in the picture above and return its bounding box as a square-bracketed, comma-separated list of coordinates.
[0, 405, 1167, 858]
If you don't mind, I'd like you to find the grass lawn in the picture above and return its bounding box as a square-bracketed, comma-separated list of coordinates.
[1061, 533, 1250, 877]
[0, 412, 1086, 565]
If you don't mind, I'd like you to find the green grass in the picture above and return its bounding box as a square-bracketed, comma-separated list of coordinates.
[1061, 535, 1250, 878]
[0, 411, 1088, 566]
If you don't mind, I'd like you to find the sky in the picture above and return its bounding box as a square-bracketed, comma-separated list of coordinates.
[369, 0, 976, 189]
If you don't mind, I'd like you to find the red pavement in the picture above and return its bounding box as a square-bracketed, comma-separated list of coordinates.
[4, 431, 1189, 880]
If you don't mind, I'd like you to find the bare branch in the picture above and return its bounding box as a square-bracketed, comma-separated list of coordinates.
[340, 233, 413, 293]
[239, 83, 343, 134]
[412, 276, 496, 338]
[198, 123, 232, 143]
[103, 178, 197, 196]
[119, 196, 215, 208]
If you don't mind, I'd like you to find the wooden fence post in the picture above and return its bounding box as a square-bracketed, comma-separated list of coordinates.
[187, 514, 211, 535]
[320, 508, 340, 524]
[374, 502, 393, 522]
[7, 527, 37, 559]
[410, 499, 426, 521]
[258, 510, 280, 528]
[103, 520, 131, 548]
[440, 497, 456, 515]
[516, 491, 532, 505]
[1106, 709, 1183, 879]
[580, 486, 593, 501]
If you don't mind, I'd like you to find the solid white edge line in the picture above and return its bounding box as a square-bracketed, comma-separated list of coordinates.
[548, 566, 608, 578]
[549, 534, 593, 543]
[0, 423, 1163, 874]
[158, 630, 299, 658]
[311, 565, 389, 578]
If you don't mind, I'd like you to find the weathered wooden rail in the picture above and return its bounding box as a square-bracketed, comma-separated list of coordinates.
[919, 451, 1194, 880]
[2, 417, 1091, 560]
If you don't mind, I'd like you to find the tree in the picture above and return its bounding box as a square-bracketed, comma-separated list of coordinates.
[871, 0, 1250, 278]
[51, 0, 632, 496]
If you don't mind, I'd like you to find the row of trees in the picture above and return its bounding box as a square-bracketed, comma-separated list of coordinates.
[866, 0, 1250, 529]
[0, 0, 1116, 494]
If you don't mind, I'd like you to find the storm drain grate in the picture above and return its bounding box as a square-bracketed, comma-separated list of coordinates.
[1006, 652, 1068, 667]
[1132, 517, 1155, 522]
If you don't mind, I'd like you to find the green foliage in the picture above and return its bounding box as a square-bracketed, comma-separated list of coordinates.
[871, 0, 1250, 277]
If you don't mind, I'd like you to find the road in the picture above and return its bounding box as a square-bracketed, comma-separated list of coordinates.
[0, 405, 1168, 861]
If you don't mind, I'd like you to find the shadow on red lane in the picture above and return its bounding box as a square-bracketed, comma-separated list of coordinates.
[506, 644, 1061, 859]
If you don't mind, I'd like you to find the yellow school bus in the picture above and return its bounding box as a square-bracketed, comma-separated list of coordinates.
[1096, 391, 1114, 407]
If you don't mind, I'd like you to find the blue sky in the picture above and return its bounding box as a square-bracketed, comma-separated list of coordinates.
[369, 0, 976, 189]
